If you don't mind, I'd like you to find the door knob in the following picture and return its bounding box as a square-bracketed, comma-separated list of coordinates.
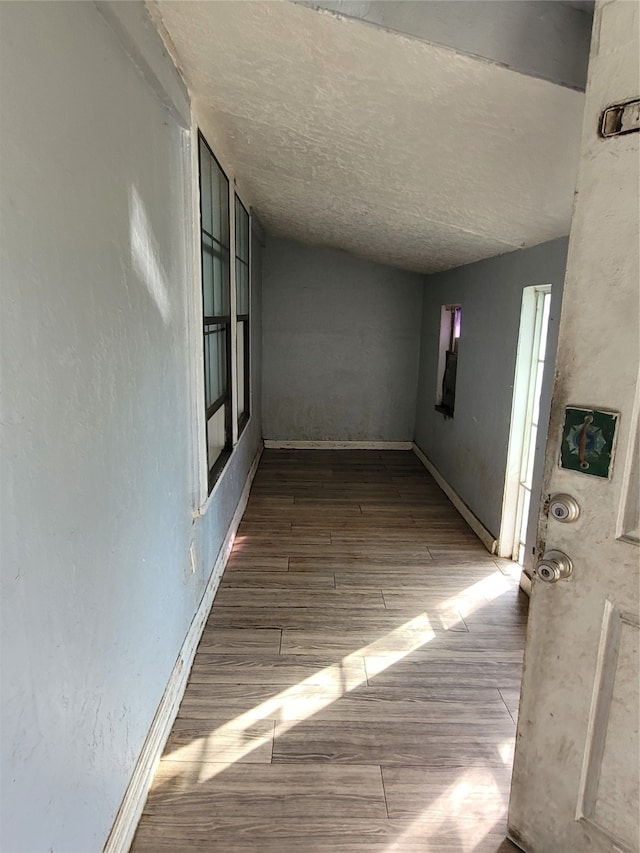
[535, 550, 573, 583]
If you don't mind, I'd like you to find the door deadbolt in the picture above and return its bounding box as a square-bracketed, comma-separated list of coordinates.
[548, 494, 580, 523]
[535, 550, 573, 583]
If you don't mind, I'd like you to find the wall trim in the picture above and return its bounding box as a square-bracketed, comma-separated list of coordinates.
[412, 442, 498, 555]
[264, 440, 413, 450]
[519, 571, 532, 597]
[103, 443, 263, 853]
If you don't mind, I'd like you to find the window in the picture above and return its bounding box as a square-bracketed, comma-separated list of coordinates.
[235, 195, 250, 434]
[198, 133, 232, 491]
[435, 305, 461, 417]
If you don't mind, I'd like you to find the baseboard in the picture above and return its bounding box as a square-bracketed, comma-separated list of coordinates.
[103, 443, 263, 853]
[412, 443, 498, 555]
[264, 440, 413, 450]
[519, 571, 532, 597]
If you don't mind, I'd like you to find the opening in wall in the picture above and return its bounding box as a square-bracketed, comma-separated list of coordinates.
[435, 304, 461, 418]
[500, 285, 552, 564]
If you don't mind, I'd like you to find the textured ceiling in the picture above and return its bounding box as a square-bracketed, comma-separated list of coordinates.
[152, 0, 585, 273]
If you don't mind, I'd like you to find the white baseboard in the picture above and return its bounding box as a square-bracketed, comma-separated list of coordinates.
[103, 443, 263, 853]
[519, 571, 532, 597]
[264, 440, 413, 450]
[412, 443, 498, 555]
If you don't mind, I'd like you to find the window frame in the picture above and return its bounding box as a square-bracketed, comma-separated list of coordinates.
[197, 131, 233, 493]
[234, 194, 251, 436]
[435, 304, 461, 418]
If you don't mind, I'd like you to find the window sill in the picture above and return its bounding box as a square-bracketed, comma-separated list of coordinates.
[193, 411, 255, 519]
[194, 448, 232, 519]
[238, 411, 250, 438]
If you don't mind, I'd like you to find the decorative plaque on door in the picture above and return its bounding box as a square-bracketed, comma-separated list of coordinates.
[560, 407, 619, 478]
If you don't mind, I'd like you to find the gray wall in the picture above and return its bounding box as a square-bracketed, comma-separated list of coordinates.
[0, 4, 261, 851]
[263, 237, 423, 441]
[414, 238, 568, 538]
[297, 1, 593, 90]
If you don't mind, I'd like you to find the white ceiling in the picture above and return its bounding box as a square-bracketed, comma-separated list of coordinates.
[152, 0, 585, 273]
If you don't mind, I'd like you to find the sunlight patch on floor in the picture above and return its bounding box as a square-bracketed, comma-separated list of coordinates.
[499, 738, 515, 768]
[384, 767, 507, 853]
[440, 570, 514, 620]
[165, 612, 436, 780]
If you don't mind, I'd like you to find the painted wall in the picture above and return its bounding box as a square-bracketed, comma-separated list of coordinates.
[414, 238, 568, 538]
[0, 4, 261, 851]
[262, 237, 423, 442]
[297, 0, 593, 90]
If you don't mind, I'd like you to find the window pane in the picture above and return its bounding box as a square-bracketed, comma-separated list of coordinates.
[217, 170, 229, 247]
[216, 328, 227, 399]
[209, 334, 217, 405]
[202, 236, 214, 317]
[208, 331, 217, 404]
[204, 325, 227, 406]
[519, 487, 531, 549]
[207, 406, 226, 472]
[532, 359, 545, 428]
[243, 265, 249, 314]
[204, 330, 212, 408]
[211, 165, 229, 248]
[221, 175, 230, 247]
[235, 197, 249, 262]
[538, 292, 552, 361]
[212, 252, 223, 315]
[524, 424, 538, 489]
[236, 260, 249, 315]
[213, 251, 230, 316]
[199, 139, 212, 235]
[237, 320, 245, 420]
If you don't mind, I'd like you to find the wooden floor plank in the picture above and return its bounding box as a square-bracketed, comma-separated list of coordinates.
[144, 762, 387, 819]
[162, 720, 274, 765]
[280, 626, 525, 656]
[381, 764, 512, 819]
[185, 652, 367, 686]
[173, 686, 514, 726]
[364, 657, 523, 690]
[213, 587, 386, 609]
[207, 606, 471, 632]
[131, 449, 527, 853]
[271, 719, 515, 767]
[195, 627, 282, 654]
[220, 570, 337, 589]
[169, 682, 512, 727]
[132, 818, 520, 853]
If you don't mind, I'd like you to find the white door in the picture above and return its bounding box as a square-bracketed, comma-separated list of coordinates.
[508, 2, 639, 852]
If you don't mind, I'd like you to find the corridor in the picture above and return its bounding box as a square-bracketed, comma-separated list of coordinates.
[131, 450, 526, 852]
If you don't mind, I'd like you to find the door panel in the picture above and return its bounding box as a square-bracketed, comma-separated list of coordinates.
[508, 1, 639, 851]
[577, 604, 639, 852]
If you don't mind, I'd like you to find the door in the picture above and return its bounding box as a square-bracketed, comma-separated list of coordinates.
[508, 2, 639, 852]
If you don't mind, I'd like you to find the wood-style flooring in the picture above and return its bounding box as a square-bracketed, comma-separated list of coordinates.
[130, 450, 526, 852]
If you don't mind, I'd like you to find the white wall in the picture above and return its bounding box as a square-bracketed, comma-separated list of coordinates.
[262, 237, 423, 442]
[414, 239, 568, 538]
[0, 3, 261, 850]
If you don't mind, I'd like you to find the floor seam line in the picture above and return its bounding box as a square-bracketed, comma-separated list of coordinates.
[379, 765, 391, 819]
